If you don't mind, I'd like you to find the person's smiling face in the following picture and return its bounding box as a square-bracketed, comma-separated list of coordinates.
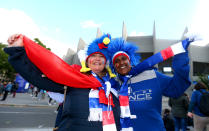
[113, 55, 131, 75]
[87, 53, 106, 75]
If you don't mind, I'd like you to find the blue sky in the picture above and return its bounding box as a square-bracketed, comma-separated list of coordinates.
[0, 0, 208, 57]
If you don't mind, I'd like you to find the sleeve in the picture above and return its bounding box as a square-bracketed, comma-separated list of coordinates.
[188, 92, 197, 112]
[22, 36, 102, 89]
[156, 52, 191, 98]
[4, 47, 64, 93]
[184, 96, 189, 110]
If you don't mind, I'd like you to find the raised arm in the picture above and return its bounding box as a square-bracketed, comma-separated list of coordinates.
[6, 34, 102, 89]
[159, 52, 191, 98]
[4, 46, 64, 92]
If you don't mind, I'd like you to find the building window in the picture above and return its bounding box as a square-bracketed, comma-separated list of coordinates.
[193, 62, 209, 76]
[139, 52, 153, 62]
[163, 67, 172, 73]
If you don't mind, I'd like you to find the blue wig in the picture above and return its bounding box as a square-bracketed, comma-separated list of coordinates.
[86, 33, 111, 61]
[108, 38, 140, 66]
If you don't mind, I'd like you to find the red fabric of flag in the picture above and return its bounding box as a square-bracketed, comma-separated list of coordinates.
[161, 47, 174, 60]
[23, 36, 102, 89]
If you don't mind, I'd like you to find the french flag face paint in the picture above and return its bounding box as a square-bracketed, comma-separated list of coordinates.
[86, 52, 106, 64]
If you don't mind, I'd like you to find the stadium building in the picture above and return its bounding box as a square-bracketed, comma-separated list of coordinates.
[63, 22, 209, 85]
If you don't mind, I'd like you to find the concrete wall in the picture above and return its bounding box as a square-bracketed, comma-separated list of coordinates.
[154, 39, 179, 53]
[190, 45, 209, 63]
[127, 36, 154, 53]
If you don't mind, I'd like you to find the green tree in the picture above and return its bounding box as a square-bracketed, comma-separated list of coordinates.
[0, 43, 16, 81]
[34, 38, 51, 51]
[0, 38, 50, 81]
[198, 74, 209, 90]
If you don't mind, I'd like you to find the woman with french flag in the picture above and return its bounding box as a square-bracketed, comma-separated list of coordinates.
[107, 35, 200, 131]
[4, 34, 122, 131]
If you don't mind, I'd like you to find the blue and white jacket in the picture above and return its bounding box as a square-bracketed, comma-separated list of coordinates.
[126, 52, 191, 131]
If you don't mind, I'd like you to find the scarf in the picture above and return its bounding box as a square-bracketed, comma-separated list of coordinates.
[89, 72, 117, 131]
[119, 75, 133, 131]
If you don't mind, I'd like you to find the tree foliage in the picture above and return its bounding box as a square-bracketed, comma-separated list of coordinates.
[0, 43, 16, 81]
[0, 38, 50, 81]
[34, 38, 51, 51]
[198, 74, 209, 90]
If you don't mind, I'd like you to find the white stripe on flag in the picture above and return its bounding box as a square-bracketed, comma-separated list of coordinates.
[120, 106, 131, 118]
[171, 42, 186, 55]
[89, 89, 99, 98]
[88, 108, 102, 121]
[103, 124, 117, 131]
[111, 88, 118, 98]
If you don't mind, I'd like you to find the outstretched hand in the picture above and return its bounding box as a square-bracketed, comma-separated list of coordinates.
[7, 34, 24, 47]
[183, 33, 203, 50]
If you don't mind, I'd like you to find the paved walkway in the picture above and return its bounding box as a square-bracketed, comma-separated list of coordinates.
[0, 93, 195, 131]
[0, 128, 52, 131]
[0, 93, 57, 107]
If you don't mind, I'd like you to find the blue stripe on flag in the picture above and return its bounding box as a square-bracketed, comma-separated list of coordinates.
[102, 104, 113, 111]
[120, 117, 133, 129]
[89, 98, 102, 108]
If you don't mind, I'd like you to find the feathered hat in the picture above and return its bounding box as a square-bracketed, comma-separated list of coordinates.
[108, 38, 140, 70]
[78, 33, 116, 77]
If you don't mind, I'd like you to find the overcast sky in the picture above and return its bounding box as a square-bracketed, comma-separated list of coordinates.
[0, 0, 208, 57]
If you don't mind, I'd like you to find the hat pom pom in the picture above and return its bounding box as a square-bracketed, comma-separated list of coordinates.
[103, 37, 110, 45]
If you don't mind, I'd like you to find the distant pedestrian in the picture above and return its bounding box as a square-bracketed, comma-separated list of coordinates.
[0, 82, 4, 97]
[1, 82, 12, 101]
[11, 81, 18, 98]
[33, 86, 39, 98]
[29, 84, 35, 97]
[169, 93, 189, 131]
[163, 108, 175, 131]
[187, 82, 209, 131]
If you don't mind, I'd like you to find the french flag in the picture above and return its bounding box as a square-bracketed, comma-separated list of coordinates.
[159, 38, 188, 61]
[129, 39, 190, 76]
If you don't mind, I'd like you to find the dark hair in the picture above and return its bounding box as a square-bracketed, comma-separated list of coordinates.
[194, 82, 207, 90]
[164, 108, 170, 114]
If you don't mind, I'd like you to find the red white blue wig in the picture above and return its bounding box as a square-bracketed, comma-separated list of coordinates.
[108, 38, 140, 71]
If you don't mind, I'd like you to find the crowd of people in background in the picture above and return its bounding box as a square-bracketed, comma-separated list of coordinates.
[0, 81, 57, 106]
[163, 82, 209, 131]
[28, 84, 57, 105]
[0, 81, 18, 101]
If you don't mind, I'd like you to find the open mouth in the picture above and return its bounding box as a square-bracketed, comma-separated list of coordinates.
[120, 66, 126, 69]
[93, 62, 102, 65]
